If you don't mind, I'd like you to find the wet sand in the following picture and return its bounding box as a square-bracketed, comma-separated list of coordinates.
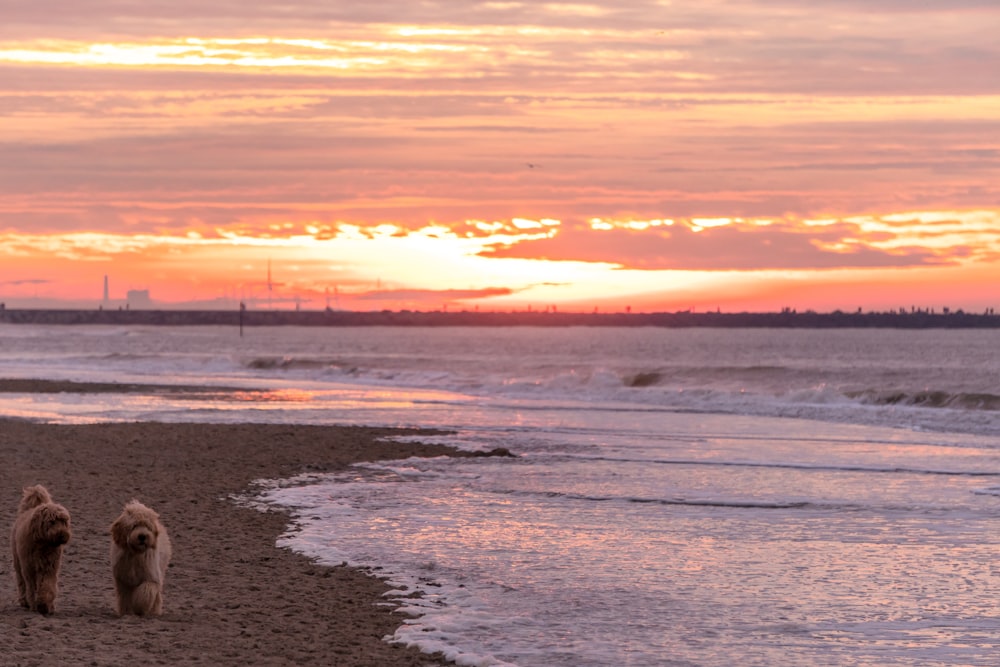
[0, 415, 462, 666]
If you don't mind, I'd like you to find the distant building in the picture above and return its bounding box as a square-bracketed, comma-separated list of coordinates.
[127, 289, 153, 309]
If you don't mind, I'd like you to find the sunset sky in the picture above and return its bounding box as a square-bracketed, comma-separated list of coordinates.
[1, 1, 998, 313]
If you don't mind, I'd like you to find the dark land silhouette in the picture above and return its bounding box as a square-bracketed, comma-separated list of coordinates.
[1, 307, 999, 328]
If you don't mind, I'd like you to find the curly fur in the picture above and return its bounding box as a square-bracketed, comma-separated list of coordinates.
[10, 485, 72, 615]
[110, 500, 172, 616]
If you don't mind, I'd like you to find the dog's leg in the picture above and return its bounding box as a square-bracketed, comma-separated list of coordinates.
[32, 569, 57, 614]
[130, 581, 163, 616]
[116, 597, 128, 616]
[116, 586, 142, 616]
[12, 547, 29, 608]
[21, 563, 38, 610]
[113, 584, 127, 616]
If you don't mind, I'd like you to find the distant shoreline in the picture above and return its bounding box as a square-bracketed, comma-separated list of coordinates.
[2, 307, 1000, 328]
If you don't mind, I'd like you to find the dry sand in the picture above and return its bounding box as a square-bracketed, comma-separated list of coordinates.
[0, 413, 465, 666]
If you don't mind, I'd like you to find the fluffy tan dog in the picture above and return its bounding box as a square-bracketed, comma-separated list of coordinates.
[110, 500, 172, 616]
[10, 485, 72, 615]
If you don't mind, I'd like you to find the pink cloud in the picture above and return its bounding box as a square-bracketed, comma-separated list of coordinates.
[0, 0, 996, 304]
[479, 220, 958, 270]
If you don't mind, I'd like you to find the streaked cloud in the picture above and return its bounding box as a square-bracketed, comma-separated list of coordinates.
[0, 0, 997, 311]
[478, 213, 995, 270]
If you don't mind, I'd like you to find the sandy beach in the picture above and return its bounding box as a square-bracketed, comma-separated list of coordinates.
[0, 407, 464, 666]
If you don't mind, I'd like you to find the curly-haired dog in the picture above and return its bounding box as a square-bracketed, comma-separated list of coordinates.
[11, 485, 72, 615]
[110, 500, 172, 616]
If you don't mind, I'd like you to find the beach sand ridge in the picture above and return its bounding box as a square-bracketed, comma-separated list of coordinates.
[0, 419, 457, 666]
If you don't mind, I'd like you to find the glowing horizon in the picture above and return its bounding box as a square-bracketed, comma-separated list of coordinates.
[2, 2, 998, 313]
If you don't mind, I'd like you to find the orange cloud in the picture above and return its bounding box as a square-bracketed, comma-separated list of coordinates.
[1, 2, 998, 312]
[478, 214, 993, 270]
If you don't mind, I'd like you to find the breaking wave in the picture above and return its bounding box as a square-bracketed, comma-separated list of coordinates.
[243, 356, 356, 372]
[847, 389, 1000, 411]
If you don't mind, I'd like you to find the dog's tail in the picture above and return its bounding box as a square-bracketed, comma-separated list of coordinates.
[18, 485, 53, 513]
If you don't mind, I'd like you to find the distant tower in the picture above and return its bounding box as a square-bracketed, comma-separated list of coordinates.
[103, 275, 109, 302]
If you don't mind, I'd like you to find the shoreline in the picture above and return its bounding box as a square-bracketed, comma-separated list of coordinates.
[0, 418, 463, 666]
[2, 306, 999, 328]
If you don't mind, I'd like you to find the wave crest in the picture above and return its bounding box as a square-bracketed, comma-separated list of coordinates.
[243, 356, 349, 371]
[848, 389, 1000, 411]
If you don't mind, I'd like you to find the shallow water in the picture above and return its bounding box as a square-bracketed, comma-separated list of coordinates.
[257, 412, 1000, 667]
[4, 324, 1000, 665]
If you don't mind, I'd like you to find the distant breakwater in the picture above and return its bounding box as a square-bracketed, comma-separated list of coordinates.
[2, 308, 1000, 328]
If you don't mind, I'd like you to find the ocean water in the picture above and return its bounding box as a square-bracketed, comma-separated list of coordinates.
[3, 324, 1000, 665]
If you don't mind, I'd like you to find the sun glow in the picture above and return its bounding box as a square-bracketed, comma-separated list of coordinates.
[2, 3, 998, 314]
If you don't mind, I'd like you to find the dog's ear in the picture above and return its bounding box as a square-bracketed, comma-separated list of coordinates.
[110, 515, 130, 546]
[19, 485, 52, 512]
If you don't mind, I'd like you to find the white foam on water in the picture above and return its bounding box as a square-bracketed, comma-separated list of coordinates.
[251, 411, 1000, 667]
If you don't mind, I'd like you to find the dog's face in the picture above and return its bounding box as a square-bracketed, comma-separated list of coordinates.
[111, 507, 160, 553]
[35, 504, 71, 546]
